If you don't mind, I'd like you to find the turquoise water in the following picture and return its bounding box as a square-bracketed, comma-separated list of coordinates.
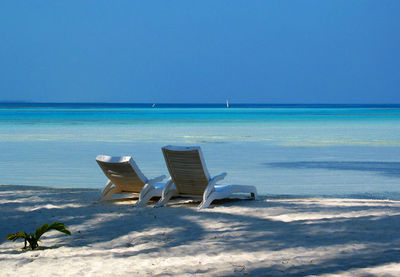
[1, 104, 400, 198]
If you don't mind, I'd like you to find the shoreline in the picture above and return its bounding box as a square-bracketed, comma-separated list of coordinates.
[1, 185, 400, 276]
[2, 184, 400, 202]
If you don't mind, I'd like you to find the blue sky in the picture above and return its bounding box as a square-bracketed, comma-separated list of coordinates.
[0, 1, 399, 103]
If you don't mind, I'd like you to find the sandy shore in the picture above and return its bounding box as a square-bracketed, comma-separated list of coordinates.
[1, 185, 400, 276]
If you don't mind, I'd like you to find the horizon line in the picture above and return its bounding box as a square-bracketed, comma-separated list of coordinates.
[1, 101, 400, 105]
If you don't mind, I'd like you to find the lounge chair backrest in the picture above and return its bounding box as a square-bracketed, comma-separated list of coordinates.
[162, 146, 211, 196]
[96, 155, 148, 192]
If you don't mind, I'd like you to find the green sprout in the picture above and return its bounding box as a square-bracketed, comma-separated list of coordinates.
[6, 222, 71, 250]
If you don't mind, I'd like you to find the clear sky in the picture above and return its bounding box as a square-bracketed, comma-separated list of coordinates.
[0, 1, 399, 104]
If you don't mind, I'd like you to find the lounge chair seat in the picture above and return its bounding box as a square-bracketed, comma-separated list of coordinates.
[155, 145, 258, 209]
[96, 155, 166, 206]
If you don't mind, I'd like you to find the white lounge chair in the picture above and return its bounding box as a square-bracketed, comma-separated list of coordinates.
[155, 146, 258, 209]
[96, 155, 166, 207]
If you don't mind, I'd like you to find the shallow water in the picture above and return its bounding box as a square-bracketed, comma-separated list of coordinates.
[1, 103, 400, 198]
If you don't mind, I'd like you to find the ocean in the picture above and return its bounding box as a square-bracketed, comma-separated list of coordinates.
[1, 103, 400, 199]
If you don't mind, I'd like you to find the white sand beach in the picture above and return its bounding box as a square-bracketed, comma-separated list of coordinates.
[1, 185, 400, 277]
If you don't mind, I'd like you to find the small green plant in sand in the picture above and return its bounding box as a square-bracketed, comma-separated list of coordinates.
[6, 222, 71, 250]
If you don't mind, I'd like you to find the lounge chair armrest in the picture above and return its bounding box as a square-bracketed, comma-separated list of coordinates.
[203, 172, 227, 201]
[210, 172, 227, 183]
[148, 175, 166, 185]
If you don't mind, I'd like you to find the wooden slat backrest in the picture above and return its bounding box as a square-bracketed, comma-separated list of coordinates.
[162, 147, 210, 196]
[96, 160, 146, 192]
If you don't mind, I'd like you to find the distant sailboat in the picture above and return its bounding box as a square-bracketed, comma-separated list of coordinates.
[152, 103, 156, 108]
[226, 100, 229, 108]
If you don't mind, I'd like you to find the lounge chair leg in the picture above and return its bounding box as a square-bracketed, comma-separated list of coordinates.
[102, 180, 113, 197]
[134, 194, 152, 207]
[138, 183, 152, 201]
[154, 190, 175, 208]
[101, 187, 119, 201]
[199, 193, 216, 209]
[134, 185, 156, 207]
